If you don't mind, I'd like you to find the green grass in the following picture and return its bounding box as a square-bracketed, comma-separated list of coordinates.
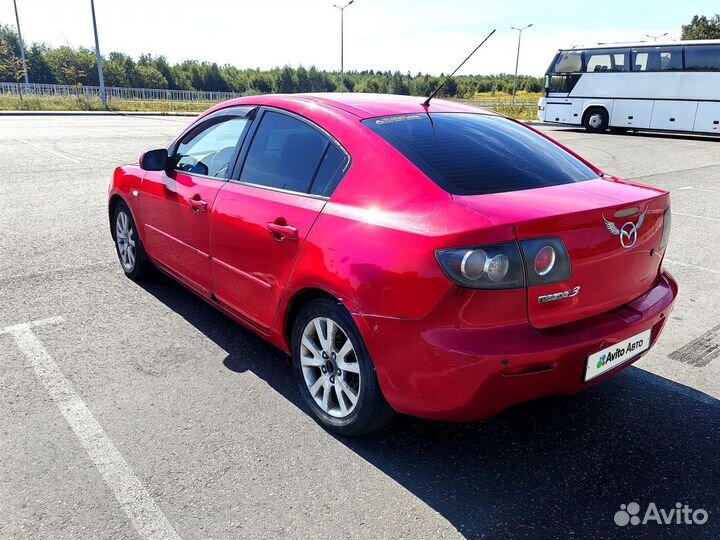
[0, 95, 212, 113]
[0, 92, 541, 120]
[461, 90, 541, 121]
[469, 90, 543, 101]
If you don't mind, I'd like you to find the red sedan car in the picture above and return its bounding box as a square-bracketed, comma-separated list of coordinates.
[109, 93, 677, 435]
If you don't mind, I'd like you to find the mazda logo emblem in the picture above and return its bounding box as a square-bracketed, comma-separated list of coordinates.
[603, 207, 647, 249]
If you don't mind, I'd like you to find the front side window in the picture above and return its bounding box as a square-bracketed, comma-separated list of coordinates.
[364, 113, 598, 196]
[175, 116, 250, 178]
[632, 46, 682, 71]
[685, 45, 720, 71]
[240, 111, 329, 193]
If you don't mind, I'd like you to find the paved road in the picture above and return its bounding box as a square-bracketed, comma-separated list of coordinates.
[0, 116, 718, 540]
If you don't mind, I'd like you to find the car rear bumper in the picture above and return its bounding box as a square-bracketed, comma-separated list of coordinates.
[359, 271, 678, 421]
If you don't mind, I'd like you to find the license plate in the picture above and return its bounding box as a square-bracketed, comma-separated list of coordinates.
[584, 328, 652, 382]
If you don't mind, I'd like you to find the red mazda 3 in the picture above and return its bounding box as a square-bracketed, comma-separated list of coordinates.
[109, 93, 677, 435]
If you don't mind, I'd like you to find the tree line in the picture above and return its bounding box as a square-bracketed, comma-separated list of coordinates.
[0, 24, 543, 98]
[3, 12, 717, 97]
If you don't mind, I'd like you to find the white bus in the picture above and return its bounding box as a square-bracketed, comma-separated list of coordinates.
[537, 39, 720, 135]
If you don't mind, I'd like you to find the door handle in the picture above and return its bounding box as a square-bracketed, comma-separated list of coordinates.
[188, 198, 208, 211]
[267, 222, 299, 240]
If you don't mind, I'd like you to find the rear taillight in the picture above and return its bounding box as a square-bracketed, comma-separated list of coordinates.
[436, 242, 525, 290]
[519, 237, 572, 286]
[660, 207, 671, 249]
[437, 238, 571, 290]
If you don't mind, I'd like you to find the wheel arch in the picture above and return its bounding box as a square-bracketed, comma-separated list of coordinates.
[282, 287, 346, 350]
[108, 194, 127, 239]
[581, 103, 610, 123]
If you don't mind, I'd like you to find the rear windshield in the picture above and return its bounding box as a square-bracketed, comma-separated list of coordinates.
[363, 113, 598, 196]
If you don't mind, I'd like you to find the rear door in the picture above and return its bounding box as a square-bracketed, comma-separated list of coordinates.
[140, 108, 253, 295]
[210, 108, 350, 331]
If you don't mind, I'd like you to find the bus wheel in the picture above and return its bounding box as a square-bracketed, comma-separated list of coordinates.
[583, 108, 608, 133]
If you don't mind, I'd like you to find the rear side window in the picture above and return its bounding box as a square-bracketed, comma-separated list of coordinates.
[240, 111, 328, 193]
[363, 113, 598, 196]
[310, 144, 349, 196]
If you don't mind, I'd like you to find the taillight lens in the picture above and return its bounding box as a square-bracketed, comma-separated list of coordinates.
[660, 207, 671, 249]
[534, 246, 556, 276]
[436, 242, 524, 289]
[520, 237, 571, 286]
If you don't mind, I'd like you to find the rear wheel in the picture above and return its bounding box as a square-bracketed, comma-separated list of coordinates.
[583, 107, 609, 133]
[113, 201, 150, 280]
[291, 298, 395, 436]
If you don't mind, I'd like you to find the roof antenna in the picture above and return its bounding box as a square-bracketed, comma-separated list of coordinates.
[422, 29, 496, 107]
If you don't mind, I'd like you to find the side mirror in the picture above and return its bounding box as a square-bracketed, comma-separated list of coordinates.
[139, 148, 169, 171]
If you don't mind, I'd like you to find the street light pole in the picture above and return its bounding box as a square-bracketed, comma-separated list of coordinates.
[646, 32, 668, 42]
[333, 0, 354, 93]
[12, 0, 29, 84]
[511, 23, 532, 106]
[90, 0, 107, 108]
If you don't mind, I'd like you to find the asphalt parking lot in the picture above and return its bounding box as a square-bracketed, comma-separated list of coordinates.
[1, 115, 718, 540]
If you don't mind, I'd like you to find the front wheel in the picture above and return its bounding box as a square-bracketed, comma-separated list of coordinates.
[583, 107, 609, 133]
[291, 298, 396, 436]
[113, 201, 151, 280]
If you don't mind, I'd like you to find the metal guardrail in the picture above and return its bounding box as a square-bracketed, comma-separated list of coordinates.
[459, 99, 538, 110]
[0, 82, 244, 102]
[0, 83, 539, 111]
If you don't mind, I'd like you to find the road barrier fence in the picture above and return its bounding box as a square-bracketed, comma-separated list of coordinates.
[0, 82, 538, 113]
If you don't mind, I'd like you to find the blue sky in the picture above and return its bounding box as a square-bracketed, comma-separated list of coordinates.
[1, 0, 717, 76]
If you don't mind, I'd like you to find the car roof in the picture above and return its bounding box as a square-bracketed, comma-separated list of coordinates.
[557, 38, 720, 51]
[214, 92, 496, 120]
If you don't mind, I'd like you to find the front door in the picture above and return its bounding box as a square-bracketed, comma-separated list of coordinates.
[140, 110, 253, 295]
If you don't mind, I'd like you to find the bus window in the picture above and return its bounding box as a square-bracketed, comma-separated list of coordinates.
[586, 53, 611, 72]
[552, 51, 582, 73]
[546, 74, 581, 93]
[685, 45, 720, 71]
[585, 49, 629, 72]
[632, 46, 682, 71]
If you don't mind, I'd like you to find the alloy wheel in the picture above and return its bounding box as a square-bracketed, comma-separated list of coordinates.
[115, 211, 136, 271]
[300, 316, 361, 418]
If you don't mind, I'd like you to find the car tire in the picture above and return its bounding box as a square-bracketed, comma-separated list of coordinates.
[583, 107, 609, 133]
[112, 201, 150, 280]
[291, 298, 396, 436]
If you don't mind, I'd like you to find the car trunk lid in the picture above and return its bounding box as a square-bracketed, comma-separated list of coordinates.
[454, 178, 669, 328]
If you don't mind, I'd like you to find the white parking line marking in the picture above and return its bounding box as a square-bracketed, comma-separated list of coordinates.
[678, 186, 719, 193]
[673, 212, 720, 222]
[664, 259, 720, 275]
[1, 318, 181, 540]
[12, 137, 81, 163]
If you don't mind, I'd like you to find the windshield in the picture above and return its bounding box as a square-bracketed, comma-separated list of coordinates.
[363, 113, 599, 196]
